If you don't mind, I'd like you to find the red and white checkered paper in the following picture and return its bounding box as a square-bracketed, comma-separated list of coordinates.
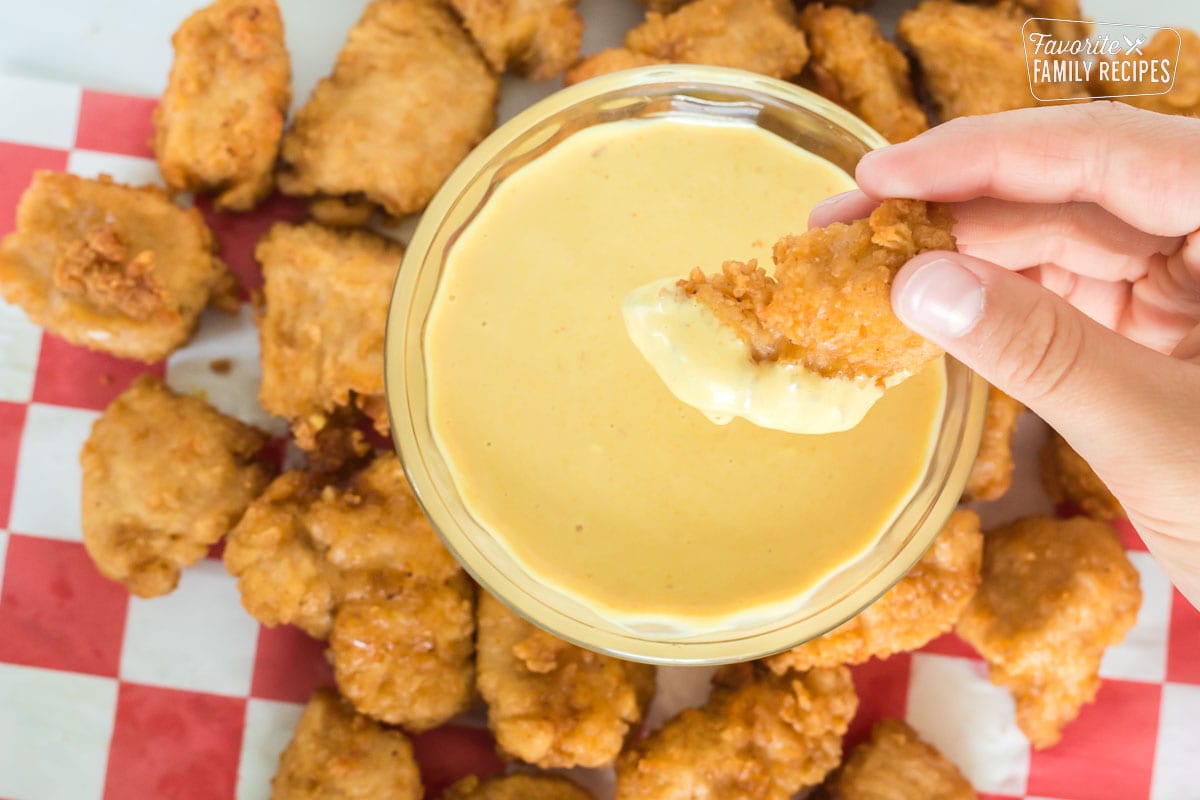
[0, 73, 1196, 800]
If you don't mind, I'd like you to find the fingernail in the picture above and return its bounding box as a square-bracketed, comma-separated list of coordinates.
[894, 257, 985, 339]
[811, 190, 860, 218]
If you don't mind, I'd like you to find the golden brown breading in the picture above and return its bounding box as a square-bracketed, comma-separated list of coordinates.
[680, 199, 952, 384]
[80, 374, 272, 598]
[442, 773, 595, 800]
[271, 688, 422, 800]
[616, 663, 857, 800]
[0, 172, 230, 363]
[624, 0, 810, 79]
[900, 1, 1074, 121]
[799, 4, 929, 143]
[768, 509, 982, 673]
[225, 453, 474, 730]
[564, 47, 666, 85]
[476, 592, 656, 768]
[997, 0, 1090, 43]
[277, 0, 499, 222]
[956, 515, 1141, 749]
[254, 222, 401, 448]
[963, 387, 1024, 502]
[822, 719, 976, 800]
[447, 0, 583, 80]
[153, 0, 291, 211]
[1095, 28, 1200, 117]
[1039, 431, 1125, 519]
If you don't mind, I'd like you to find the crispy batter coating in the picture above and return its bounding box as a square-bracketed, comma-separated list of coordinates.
[153, 0, 291, 211]
[80, 375, 272, 598]
[476, 592, 656, 768]
[956, 515, 1141, 749]
[900, 1, 1076, 121]
[998, 0, 1090, 43]
[0, 172, 230, 363]
[277, 0, 498, 222]
[1096, 28, 1200, 116]
[442, 774, 595, 800]
[272, 688, 422, 800]
[616, 663, 857, 800]
[331, 574, 475, 732]
[624, 0, 810, 79]
[254, 222, 401, 448]
[799, 4, 929, 143]
[963, 387, 1024, 502]
[768, 509, 983, 673]
[822, 719, 976, 800]
[564, 47, 666, 85]
[681, 199, 952, 383]
[225, 453, 473, 730]
[1039, 431, 1125, 520]
[447, 0, 583, 80]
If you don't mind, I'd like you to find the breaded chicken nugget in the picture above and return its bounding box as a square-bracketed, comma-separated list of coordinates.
[1039, 431, 1125, 519]
[963, 387, 1024, 502]
[442, 773, 595, 800]
[0, 172, 232, 363]
[564, 47, 666, 85]
[448, 0, 583, 80]
[80, 375, 272, 598]
[153, 0, 291, 211]
[277, 0, 498, 223]
[681, 199, 952, 384]
[272, 688, 422, 800]
[956, 515, 1141, 749]
[822, 719, 976, 800]
[768, 510, 982, 673]
[799, 4, 929, 143]
[900, 1, 1075, 121]
[254, 222, 402, 448]
[226, 453, 474, 730]
[476, 592, 656, 768]
[1095, 28, 1200, 116]
[616, 663, 857, 800]
[998, 0, 1090, 43]
[624, 0, 810, 79]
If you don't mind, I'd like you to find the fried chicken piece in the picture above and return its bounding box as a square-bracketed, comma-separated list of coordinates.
[1095, 28, 1200, 117]
[997, 0, 1090, 43]
[1039, 431, 1125, 520]
[799, 5, 929, 143]
[616, 663, 857, 800]
[272, 688, 422, 800]
[476, 592, 656, 768]
[956, 515, 1141, 749]
[822, 719, 976, 800]
[681, 199, 952, 384]
[900, 1, 1077, 121]
[447, 0, 583, 80]
[963, 387, 1024, 502]
[79, 375, 272, 598]
[768, 509, 982, 673]
[564, 48, 666, 85]
[442, 774, 595, 800]
[0, 172, 230, 362]
[254, 222, 401, 448]
[277, 0, 499, 222]
[225, 453, 474, 729]
[153, 0, 291, 211]
[624, 0, 810, 79]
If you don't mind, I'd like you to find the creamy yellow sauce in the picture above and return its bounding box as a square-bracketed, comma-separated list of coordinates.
[424, 118, 946, 628]
[623, 278, 910, 435]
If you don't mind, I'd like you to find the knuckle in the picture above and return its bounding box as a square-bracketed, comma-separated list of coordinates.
[993, 295, 1087, 401]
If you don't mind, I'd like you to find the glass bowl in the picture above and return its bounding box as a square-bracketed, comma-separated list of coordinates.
[385, 65, 988, 665]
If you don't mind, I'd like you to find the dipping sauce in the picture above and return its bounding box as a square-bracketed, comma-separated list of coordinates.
[424, 117, 946, 628]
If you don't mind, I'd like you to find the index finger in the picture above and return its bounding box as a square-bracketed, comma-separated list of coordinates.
[855, 102, 1200, 238]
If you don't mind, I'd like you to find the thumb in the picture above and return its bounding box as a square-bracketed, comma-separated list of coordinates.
[890, 251, 1185, 464]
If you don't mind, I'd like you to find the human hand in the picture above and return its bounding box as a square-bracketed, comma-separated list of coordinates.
[813, 102, 1200, 605]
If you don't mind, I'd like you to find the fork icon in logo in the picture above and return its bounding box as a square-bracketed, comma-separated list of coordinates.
[1123, 34, 1148, 56]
